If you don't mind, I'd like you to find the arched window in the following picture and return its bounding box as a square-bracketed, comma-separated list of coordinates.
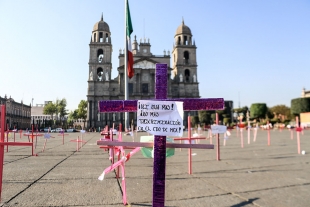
[99, 32, 103, 42]
[178, 36, 181, 45]
[97, 67, 103, 81]
[183, 51, 189, 64]
[97, 49, 104, 63]
[184, 36, 188, 45]
[185, 69, 190, 82]
[94, 33, 97, 42]
[106, 33, 109, 42]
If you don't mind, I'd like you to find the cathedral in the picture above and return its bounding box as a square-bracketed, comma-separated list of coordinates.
[87, 15, 200, 129]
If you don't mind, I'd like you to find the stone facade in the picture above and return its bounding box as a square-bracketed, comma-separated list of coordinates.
[301, 88, 310, 98]
[0, 95, 31, 129]
[87, 16, 200, 129]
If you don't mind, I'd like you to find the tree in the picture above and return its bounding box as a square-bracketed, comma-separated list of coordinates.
[234, 106, 248, 115]
[77, 100, 87, 129]
[56, 98, 68, 127]
[57, 98, 68, 119]
[69, 110, 78, 120]
[250, 103, 267, 120]
[223, 117, 231, 125]
[266, 107, 274, 120]
[211, 113, 216, 123]
[233, 106, 249, 122]
[198, 111, 211, 125]
[190, 116, 199, 128]
[215, 110, 225, 121]
[43, 102, 57, 121]
[68, 110, 79, 127]
[269, 105, 292, 121]
[291, 98, 310, 116]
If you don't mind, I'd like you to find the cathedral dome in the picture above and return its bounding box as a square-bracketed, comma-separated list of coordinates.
[93, 15, 110, 32]
[175, 20, 192, 36]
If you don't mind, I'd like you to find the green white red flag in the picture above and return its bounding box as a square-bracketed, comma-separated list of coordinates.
[126, 0, 134, 79]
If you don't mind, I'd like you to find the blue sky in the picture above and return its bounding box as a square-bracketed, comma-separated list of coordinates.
[0, 0, 309, 112]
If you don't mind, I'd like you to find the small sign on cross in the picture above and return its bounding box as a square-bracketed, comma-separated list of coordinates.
[137, 100, 183, 137]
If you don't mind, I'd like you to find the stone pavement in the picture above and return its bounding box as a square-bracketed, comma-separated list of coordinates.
[1, 129, 309, 207]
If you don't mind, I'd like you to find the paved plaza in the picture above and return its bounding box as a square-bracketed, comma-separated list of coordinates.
[1, 128, 309, 207]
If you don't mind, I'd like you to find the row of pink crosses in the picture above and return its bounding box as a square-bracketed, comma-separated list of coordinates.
[2, 115, 76, 157]
[233, 117, 304, 154]
[0, 106, 87, 202]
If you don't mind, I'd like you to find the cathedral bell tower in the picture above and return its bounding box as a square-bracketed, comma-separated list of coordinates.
[87, 14, 113, 129]
[172, 19, 199, 97]
[171, 19, 199, 121]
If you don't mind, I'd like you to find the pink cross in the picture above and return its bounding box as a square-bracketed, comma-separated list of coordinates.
[70, 133, 86, 152]
[23, 125, 44, 153]
[41, 132, 55, 152]
[97, 63, 224, 206]
[58, 130, 69, 145]
[0, 105, 34, 201]
[173, 115, 212, 174]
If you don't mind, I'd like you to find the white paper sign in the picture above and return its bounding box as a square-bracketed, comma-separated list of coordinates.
[184, 140, 195, 144]
[211, 125, 227, 134]
[137, 100, 183, 137]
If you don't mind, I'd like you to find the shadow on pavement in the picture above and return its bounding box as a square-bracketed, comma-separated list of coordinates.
[231, 198, 259, 207]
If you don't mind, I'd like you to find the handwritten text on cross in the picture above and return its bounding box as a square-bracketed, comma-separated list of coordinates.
[137, 100, 183, 137]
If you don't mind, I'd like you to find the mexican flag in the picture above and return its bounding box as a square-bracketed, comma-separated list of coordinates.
[126, 0, 134, 79]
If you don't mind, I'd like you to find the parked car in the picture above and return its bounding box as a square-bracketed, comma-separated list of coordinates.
[51, 128, 63, 133]
[66, 128, 78, 132]
[44, 127, 51, 132]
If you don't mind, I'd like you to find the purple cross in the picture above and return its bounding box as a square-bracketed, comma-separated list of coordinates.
[98, 63, 224, 206]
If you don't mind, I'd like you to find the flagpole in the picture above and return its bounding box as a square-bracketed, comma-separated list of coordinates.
[124, 0, 129, 131]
